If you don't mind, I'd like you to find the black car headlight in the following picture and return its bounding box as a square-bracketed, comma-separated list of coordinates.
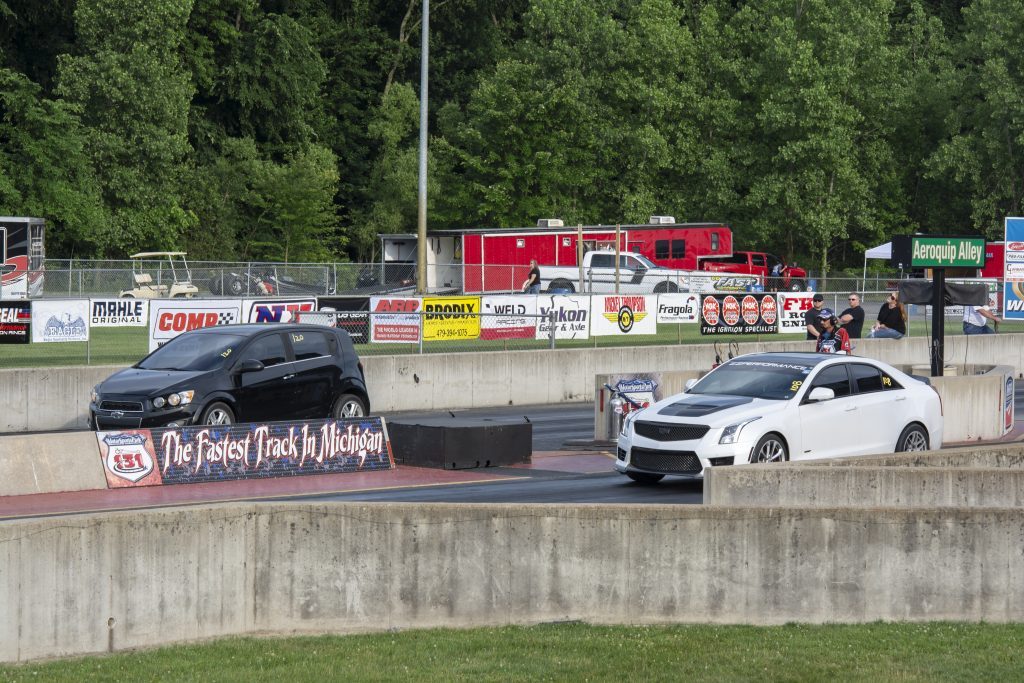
[91, 386, 100, 404]
[154, 390, 195, 409]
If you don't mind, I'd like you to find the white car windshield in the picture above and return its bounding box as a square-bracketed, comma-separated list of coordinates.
[633, 254, 659, 269]
[688, 359, 816, 400]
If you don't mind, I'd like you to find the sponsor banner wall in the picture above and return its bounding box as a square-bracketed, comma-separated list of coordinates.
[423, 296, 481, 341]
[90, 298, 148, 327]
[537, 295, 591, 340]
[149, 299, 242, 352]
[656, 293, 700, 324]
[1005, 217, 1024, 319]
[700, 293, 779, 335]
[481, 295, 537, 340]
[316, 296, 369, 343]
[31, 299, 89, 343]
[370, 296, 421, 343]
[778, 292, 814, 334]
[96, 417, 394, 487]
[0, 300, 30, 343]
[591, 295, 657, 336]
[689, 274, 760, 293]
[243, 297, 316, 324]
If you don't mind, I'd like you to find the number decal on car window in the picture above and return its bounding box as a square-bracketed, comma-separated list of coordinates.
[790, 380, 803, 392]
[221, 348, 233, 358]
[292, 333, 304, 342]
[881, 376, 892, 387]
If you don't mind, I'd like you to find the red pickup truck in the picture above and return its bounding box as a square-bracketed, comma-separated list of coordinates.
[700, 251, 808, 291]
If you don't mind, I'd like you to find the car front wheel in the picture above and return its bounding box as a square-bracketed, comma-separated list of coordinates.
[332, 393, 367, 419]
[896, 424, 929, 452]
[752, 433, 788, 463]
[200, 401, 235, 426]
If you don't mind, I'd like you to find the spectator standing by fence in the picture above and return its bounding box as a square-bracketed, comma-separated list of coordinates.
[522, 259, 541, 294]
[838, 293, 865, 338]
[805, 293, 825, 340]
[963, 298, 1002, 334]
[867, 292, 907, 338]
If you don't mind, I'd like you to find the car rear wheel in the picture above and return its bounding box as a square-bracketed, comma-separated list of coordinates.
[653, 281, 679, 293]
[200, 401, 235, 426]
[626, 471, 665, 484]
[547, 279, 575, 293]
[896, 424, 929, 452]
[752, 433, 788, 463]
[333, 393, 367, 419]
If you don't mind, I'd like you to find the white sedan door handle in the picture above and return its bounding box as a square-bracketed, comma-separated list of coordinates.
[844, 405, 858, 411]
[894, 396, 907, 401]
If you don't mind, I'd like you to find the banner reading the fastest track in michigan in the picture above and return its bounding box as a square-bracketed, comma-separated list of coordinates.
[422, 296, 481, 341]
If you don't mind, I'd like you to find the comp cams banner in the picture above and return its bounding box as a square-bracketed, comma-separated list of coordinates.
[149, 299, 241, 351]
[96, 417, 394, 487]
[700, 293, 779, 335]
[590, 295, 657, 336]
[90, 298, 148, 327]
[31, 299, 89, 342]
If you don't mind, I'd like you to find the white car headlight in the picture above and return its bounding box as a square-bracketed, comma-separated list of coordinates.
[620, 410, 641, 436]
[719, 417, 761, 445]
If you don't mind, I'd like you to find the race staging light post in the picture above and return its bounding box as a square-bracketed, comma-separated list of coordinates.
[416, 0, 429, 295]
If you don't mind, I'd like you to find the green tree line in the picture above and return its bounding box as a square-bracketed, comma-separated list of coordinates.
[1, 0, 1021, 273]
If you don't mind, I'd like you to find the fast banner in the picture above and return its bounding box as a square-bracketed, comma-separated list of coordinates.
[689, 274, 760, 293]
[423, 296, 481, 342]
[370, 296, 421, 343]
[0, 300, 30, 344]
[149, 299, 242, 352]
[1004, 217, 1024, 320]
[700, 293, 779, 335]
[778, 292, 814, 334]
[31, 299, 89, 343]
[591, 295, 657, 336]
[96, 417, 394, 488]
[536, 295, 590, 340]
[243, 298, 316, 323]
[316, 296, 369, 343]
[90, 298, 148, 327]
[481, 295, 537, 340]
[656, 293, 700, 324]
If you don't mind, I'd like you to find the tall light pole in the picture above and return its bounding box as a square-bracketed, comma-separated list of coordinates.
[416, 0, 429, 294]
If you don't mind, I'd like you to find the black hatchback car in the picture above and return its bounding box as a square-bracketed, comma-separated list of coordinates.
[89, 324, 370, 430]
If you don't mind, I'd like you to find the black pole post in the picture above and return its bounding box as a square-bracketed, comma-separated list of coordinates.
[931, 268, 945, 377]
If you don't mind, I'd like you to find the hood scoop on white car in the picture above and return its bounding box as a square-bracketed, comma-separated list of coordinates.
[658, 396, 753, 417]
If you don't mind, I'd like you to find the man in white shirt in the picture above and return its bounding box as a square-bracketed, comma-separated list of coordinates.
[962, 298, 1002, 335]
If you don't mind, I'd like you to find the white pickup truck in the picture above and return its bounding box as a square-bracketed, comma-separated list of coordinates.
[539, 251, 691, 294]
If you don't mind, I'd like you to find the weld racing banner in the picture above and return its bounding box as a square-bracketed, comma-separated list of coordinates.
[481, 295, 537, 340]
[591, 295, 657, 336]
[31, 299, 89, 342]
[423, 296, 481, 341]
[700, 293, 779, 335]
[370, 296, 421, 343]
[316, 296, 369, 343]
[536, 295, 590, 340]
[689, 274, 760, 293]
[243, 297, 316, 323]
[777, 292, 814, 334]
[149, 299, 242, 351]
[90, 298, 148, 327]
[1005, 218, 1024, 320]
[655, 293, 700, 324]
[96, 417, 394, 487]
[0, 300, 30, 344]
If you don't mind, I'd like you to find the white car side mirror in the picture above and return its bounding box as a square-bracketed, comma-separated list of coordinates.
[807, 387, 835, 402]
[685, 378, 698, 391]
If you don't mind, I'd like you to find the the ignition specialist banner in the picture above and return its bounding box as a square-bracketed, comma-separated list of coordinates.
[1004, 217, 1024, 320]
[0, 300, 30, 344]
[590, 295, 657, 336]
[700, 293, 779, 335]
[369, 296, 421, 342]
[481, 295, 537, 340]
[422, 296, 481, 341]
[31, 299, 89, 342]
[536, 295, 591, 340]
[149, 299, 242, 351]
[656, 293, 700, 324]
[90, 298, 148, 327]
[96, 417, 394, 488]
[777, 292, 814, 334]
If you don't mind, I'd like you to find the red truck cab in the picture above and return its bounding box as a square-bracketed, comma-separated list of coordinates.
[700, 251, 807, 291]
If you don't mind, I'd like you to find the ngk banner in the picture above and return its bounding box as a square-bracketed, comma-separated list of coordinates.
[243, 298, 316, 323]
[149, 299, 241, 351]
[700, 294, 779, 335]
[536, 295, 590, 340]
[90, 298, 148, 327]
[31, 299, 89, 343]
[656, 293, 700, 324]
[423, 296, 481, 341]
[689, 274, 760, 293]
[0, 300, 30, 343]
[591, 295, 657, 336]
[778, 292, 814, 334]
[481, 295, 537, 340]
[370, 296, 421, 343]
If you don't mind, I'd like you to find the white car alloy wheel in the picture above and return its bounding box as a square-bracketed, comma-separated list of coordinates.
[752, 433, 787, 463]
[897, 424, 929, 452]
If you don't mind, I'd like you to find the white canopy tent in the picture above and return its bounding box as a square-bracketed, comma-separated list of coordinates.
[862, 241, 892, 289]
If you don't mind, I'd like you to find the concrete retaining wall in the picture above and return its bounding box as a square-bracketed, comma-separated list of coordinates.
[3, 502, 1024, 663]
[0, 432, 104, 496]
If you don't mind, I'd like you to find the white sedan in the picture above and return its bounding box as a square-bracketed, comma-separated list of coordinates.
[615, 352, 943, 484]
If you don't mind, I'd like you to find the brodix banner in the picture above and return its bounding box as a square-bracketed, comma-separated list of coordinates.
[423, 296, 481, 341]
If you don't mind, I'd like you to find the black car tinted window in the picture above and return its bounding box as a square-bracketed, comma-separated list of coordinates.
[137, 333, 246, 371]
[240, 333, 288, 367]
[811, 365, 851, 397]
[291, 331, 331, 361]
[850, 364, 884, 393]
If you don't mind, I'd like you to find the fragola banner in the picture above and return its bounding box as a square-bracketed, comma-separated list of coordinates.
[369, 296, 421, 343]
[656, 293, 700, 324]
[700, 294, 779, 335]
[591, 295, 657, 335]
[481, 295, 537, 340]
[778, 293, 814, 334]
[96, 417, 394, 488]
[149, 299, 241, 351]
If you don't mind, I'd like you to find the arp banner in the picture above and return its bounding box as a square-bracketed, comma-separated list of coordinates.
[149, 299, 241, 351]
[90, 298, 148, 327]
[1004, 217, 1024, 320]
[243, 298, 316, 323]
[656, 293, 700, 324]
[778, 292, 814, 334]
[481, 295, 537, 340]
[96, 417, 394, 488]
[316, 296, 369, 343]
[370, 296, 421, 343]
[700, 293, 779, 335]
[31, 299, 89, 343]
[423, 296, 481, 341]
[590, 295, 657, 336]
[0, 300, 30, 344]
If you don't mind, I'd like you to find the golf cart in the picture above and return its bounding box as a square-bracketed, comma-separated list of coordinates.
[120, 252, 200, 299]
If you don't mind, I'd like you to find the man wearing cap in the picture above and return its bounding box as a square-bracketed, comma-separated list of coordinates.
[805, 293, 825, 340]
[816, 308, 852, 354]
